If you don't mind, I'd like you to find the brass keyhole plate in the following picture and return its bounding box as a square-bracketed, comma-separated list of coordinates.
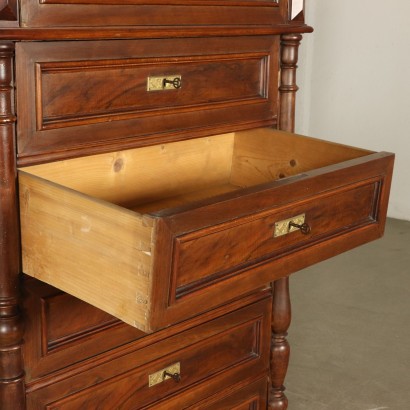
[148, 362, 181, 387]
[147, 75, 182, 91]
[274, 214, 306, 237]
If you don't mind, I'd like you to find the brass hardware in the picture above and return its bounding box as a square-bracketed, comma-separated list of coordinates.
[147, 75, 182, 91]
[149, 362, 181, 387]
[163, 77, 182, 89]
[274, 214, 310, 237]
[163, 370, 181, 383]
[289, 220, 311, 234]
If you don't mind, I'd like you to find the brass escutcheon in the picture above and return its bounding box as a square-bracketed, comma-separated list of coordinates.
[274, 213, 307, 237]
[148, 362, 181, 387]
[147, 75, 182, 91]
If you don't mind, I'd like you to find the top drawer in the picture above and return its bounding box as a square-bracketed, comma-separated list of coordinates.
[18, 128, 394, 333]
[20, 0, 282, 28]
[16, 37, 278, 164]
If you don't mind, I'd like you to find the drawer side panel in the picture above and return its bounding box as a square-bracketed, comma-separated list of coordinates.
[19, 171, 156, 332]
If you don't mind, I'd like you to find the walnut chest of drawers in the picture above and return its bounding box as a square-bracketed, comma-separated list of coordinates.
[0, 1, 394, 409]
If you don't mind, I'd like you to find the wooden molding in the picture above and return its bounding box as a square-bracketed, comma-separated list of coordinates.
[0, 0, 18, 21]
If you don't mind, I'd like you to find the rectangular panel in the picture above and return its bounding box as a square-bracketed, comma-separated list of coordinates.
[148, 376, 268, 409]
[16, 37, 278, 164]
[26, 297, 270, 409]
[22, 278, 145, 382]
[42, 292, 118, 353]
[46, 320, 259, 409]
[172, 180, 379, 294]
[20, 0, 281, 27]
[36, 54, 268, 131]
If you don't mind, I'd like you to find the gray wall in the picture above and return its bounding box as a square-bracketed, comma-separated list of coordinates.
[296, 0, 410, 221]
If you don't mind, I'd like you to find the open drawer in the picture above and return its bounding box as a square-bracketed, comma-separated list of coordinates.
[19, 128, 394, 332]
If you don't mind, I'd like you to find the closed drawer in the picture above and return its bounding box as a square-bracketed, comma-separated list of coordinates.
[26, 296, 270, 409]
[16, 37, 278, 163]
[147, 376, 268, 409]
[20, 0, 282, 28]
[18, 128, 394, 332]
[22, 278, 146, 382]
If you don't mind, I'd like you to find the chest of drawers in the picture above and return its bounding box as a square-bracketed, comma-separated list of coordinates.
[0, 1, 394, 409]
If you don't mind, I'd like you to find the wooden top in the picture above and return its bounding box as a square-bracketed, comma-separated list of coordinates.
[0, 0, 313, 39]
[0, 25, 313, 41]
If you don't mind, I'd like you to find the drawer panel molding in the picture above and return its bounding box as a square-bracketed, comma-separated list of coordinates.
[171, 178, 380, 298]
[35, 53, 269, 131]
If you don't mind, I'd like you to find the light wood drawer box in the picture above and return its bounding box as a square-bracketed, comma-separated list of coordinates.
[18, 128, 394, 332]
[26, 296, 270, 409]
[19, 0, 283, 28]
[16, 37, 278, 164]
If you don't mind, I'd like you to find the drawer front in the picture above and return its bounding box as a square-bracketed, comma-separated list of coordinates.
[192, 377, 268, 409]
[20, 0, 282, 28]
[26, 297, 270, 409]
[173, 180, 378, 293]
[22, 278, 146, 382]
[147, 376, 268, 409]
[16, 37, 279, 164]
[150, 147, 393, 330]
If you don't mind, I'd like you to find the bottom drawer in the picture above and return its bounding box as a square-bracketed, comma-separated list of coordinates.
[26, 296, 270, 409]
[148, 376, 268, 409]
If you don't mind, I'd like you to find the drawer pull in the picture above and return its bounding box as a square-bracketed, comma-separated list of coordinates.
[288, 221, 311, 235]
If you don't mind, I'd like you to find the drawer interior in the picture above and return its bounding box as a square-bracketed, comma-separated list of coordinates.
[21, 128, 371, 215]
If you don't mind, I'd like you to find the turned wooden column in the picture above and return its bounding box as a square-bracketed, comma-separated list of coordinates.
[269, 33, 302, 410]
[0, 41, 25, 410]
[278, 33, 302, 132]
[269, 278, 291, 410]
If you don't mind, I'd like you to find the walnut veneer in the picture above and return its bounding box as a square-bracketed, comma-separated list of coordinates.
[0, 1, 394, 409]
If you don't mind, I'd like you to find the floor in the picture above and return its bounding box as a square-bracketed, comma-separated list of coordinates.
[286, 218, 410, 410]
